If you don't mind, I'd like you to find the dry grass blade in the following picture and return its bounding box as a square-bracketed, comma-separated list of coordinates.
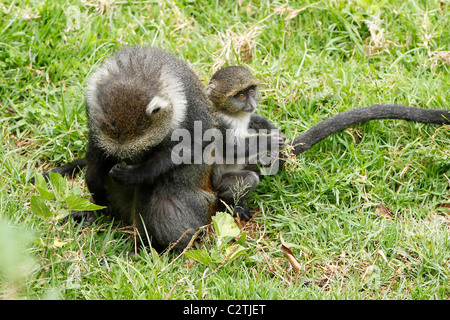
[274, 0, 324, 21]
[212, 25, 263, 71]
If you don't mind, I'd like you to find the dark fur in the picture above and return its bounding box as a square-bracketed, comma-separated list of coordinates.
[287, 104, 450, 156]
[82, 47, 217, 252]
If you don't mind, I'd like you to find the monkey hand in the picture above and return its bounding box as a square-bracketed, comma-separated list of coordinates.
[109, 163, 146, 186]
[255, 132, 285, 154]
[271, 129, 286, 142]
[110, 150, 174, 185]
[268, 130, 286, 151]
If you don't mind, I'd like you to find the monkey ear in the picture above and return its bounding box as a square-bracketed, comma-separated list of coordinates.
[206, 83, 216, 95]
[146, 96, 170, 116]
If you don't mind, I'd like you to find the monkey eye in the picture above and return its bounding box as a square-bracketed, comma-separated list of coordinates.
[236, 92, 246, 99]
[248, 88, 255, 95]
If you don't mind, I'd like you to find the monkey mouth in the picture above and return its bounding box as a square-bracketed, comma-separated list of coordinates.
[243, 106, 256, 113]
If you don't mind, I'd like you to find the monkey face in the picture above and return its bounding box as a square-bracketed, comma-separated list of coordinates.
[206, 65, 260, 116]
[229, 85, 259, 113]
[214, 85, 259, 116]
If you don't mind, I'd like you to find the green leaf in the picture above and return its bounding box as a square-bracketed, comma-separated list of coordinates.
[212, 212, 240, 243]
[236, 231, 247, 246]
[36, 186, 55, 200]
[48, 172, 68, 200]
[30, 195, 52, 217]
[33, 174, 54, 200]
[184, 249, 212, 265]
[225, 244, 248, 263]
[33, 173, 47, 189]
[65, 195, 106, 211]
[52, 238, 68, 248]
[55, 211, 72, 221]
[210, 248, 224, 264]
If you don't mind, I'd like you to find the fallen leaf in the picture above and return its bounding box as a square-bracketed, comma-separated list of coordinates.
[53, 238, 68, 248]
[375, 204, 393, 219]
[280, 235, 302, 273]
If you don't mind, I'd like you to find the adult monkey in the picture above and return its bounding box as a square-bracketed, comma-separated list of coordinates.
[76, 46, 218, 252]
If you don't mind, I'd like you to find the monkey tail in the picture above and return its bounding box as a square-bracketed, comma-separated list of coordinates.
[287, 104, 450, 156]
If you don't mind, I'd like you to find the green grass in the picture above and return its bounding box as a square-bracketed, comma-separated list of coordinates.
[1, 0, 449, 300]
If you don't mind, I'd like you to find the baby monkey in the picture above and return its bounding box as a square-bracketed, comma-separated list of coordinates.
[207, 66, 285, 220]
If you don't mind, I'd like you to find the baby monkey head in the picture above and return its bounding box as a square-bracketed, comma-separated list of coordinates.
[207, 66, 260, 115]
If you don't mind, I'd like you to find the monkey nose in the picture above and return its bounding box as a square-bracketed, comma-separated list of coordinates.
[244, 100, 256, 112]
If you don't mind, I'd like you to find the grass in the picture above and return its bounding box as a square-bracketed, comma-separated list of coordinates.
[1, 0, 449, 300]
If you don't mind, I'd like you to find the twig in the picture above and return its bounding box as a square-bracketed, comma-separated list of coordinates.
[158, 225, 208, 275]
[163, 228, 193, 256]
[165, 276, 188, 300]
[213, 246, 239, 273]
